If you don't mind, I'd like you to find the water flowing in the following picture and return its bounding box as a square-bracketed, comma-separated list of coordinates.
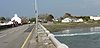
[53, 27, 100, 48]
[55, 32, 100, 37]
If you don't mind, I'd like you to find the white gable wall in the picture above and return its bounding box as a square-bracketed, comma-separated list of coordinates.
[11, 14, 21, 23]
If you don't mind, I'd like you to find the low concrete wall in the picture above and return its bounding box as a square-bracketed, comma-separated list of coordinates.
[39, 23, 69, 48]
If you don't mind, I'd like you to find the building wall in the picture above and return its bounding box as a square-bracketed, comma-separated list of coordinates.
[11, 14, 21, 24]
[62, 18, 83, 23]
[90, 16, 100, 20]
[62, 18, 72, 22]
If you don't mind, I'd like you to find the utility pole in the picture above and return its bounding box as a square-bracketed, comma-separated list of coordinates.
[35, 0, 38, 31]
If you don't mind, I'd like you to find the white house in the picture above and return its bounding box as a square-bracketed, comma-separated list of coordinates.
[7, 21, 13, 25]
[52, 19, 58, 21]
[90, 16, 100, 20]
[62, 18, 72, 22]
[0, 14, 21, 25]
[74, 18, 83, 22]
[11, 14, 21, 24]
[78, 19, 83, 22]
[62, 18, 83, 23]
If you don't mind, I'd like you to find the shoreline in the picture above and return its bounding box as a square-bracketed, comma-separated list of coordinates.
[43, 23, 100, 32]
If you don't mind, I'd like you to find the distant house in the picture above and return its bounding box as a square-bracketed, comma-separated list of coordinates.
[90, 16, 100, 20]
[62, 18, 83, 23]
[62, 18, 72, 22]
[38, 19, 47, 23]
[52, 19, 58, 21]
[74, 18, 83, 22]
[0, 14, 22, 25]
[11, 14, 21, 24]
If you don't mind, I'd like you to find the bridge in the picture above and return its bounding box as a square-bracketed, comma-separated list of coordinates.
[0, 0, 68, 47]
[0, 23, 68, 48]
[21, 23, 69, 48]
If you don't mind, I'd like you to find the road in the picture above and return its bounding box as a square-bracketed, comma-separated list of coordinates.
[0, 24, 34, 48]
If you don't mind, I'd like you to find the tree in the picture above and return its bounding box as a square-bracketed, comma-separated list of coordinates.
[20, 17, 29, 24]
[38, 15, 48, 20]
[63, 13, 72, 18]
[57, 17, 63, 22]
[82, 16, 90, 21]
[74, 16, 90, 21]
[0, 17, 6, 23]
[46, 14, 54, 21]
[29, 18, 36, 22]
[0, 17, 6, 20]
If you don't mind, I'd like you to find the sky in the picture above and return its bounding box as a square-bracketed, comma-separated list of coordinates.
[0, 0, 100, 18]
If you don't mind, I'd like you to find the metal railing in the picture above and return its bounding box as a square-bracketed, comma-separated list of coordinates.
[39, 23, 69, 48]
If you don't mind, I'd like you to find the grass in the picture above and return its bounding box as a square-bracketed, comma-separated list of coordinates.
[43, 22, 100, 32]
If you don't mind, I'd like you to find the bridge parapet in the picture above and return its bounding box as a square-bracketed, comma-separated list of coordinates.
[38, 23, 69, 48]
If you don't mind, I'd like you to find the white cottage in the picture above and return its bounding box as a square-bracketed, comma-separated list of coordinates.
[52, 19, 58, 21]
[62, 18, 72, 22]
[74, 18, 83, 22]
[90, 16, 100, 20]
[62, 18, 83, 23]
[11, 14, 21, 24]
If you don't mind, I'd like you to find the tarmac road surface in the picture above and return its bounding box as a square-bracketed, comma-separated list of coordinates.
[0, 24, 34, 48]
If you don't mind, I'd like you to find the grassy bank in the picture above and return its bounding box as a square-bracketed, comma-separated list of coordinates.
[43, 22, 100, 32]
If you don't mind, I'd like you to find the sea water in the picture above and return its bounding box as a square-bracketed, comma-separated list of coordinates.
[53, 27, 100, 48]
